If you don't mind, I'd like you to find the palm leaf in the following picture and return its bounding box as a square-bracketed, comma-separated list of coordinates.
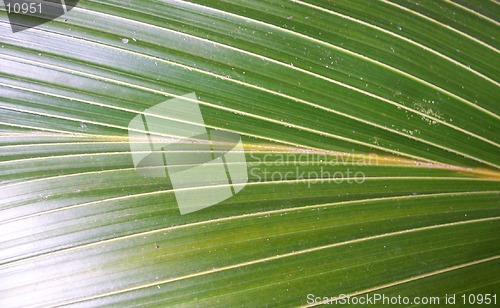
[1, 0, 499, 306]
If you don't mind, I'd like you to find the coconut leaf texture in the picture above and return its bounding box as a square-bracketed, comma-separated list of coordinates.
[0, 0, 499, 307]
